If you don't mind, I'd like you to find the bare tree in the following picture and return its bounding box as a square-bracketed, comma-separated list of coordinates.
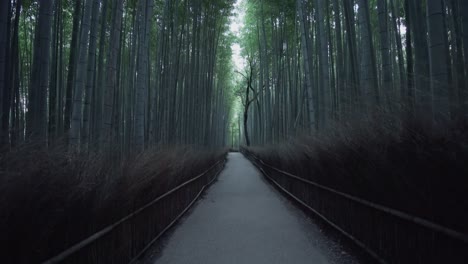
[236, 57, 261, 147]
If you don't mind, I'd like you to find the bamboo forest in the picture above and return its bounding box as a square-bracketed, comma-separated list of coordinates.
[1, 0, 467, 263]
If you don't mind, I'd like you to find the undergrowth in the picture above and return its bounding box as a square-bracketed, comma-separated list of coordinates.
[247, 115, 468, 234]
[0, 144, 226, 262]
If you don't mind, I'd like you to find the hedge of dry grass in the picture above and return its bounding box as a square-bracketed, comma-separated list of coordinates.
[0, 144, 226, 263]
[246, 116, 468, 234]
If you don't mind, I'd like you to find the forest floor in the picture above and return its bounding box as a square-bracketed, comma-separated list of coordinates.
[141, 153, 362, 264]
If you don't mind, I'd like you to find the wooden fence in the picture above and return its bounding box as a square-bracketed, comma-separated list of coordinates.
[241, 148, 468, 264]
[42, 158, 226, 264]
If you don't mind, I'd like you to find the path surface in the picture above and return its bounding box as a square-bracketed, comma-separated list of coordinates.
[145, 153, 360, 264]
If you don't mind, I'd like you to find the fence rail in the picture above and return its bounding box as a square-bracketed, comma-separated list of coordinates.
[241, 148, 468, 264]
[42, 158, 226, 264]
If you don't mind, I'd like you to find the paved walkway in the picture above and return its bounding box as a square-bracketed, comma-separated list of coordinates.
[146, 153, 359, 264]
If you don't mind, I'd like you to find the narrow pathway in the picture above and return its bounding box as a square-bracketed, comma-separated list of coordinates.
[145, 153, 360, 264]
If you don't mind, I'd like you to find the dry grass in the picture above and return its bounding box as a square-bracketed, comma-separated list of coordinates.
[0, 144, 226, 262]
[247, 115, 468, 234]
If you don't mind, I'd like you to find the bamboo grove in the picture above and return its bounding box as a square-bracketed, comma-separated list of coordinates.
[0, 0, 236, 152]
[238, 0, 468, 145]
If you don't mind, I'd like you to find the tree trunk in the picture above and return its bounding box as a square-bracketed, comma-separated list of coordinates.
[410, 0, 431, 118]
[405, 0, 414, 115]
[93, 0, 108, 146]
[26, 0, 54, 143]
[70, 0, 93, 147]
[64, 0, 82, 136]
[82, 0, 101, 150]
[9, 0, 21, 147]
[333, 0, 345, 119]
[343, 0, 360, 111]
[462, 0, 468, 108]
[101, 0, 124, 148]
[358, 0, 380, 110]
[316, 0, 331, 128]
[390, 0, 406, 104]
[427, 0, 451, 121]
[135, 0, 153, 151]
[48, 0, 60, 143]
[297, 0, 316, 130]
[1, 0, 12, 146]
[0, 0, 9, 133]
[377, 0, 393, 108]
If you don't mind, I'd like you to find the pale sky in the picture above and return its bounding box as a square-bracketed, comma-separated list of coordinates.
[230, 0, 246, 71]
